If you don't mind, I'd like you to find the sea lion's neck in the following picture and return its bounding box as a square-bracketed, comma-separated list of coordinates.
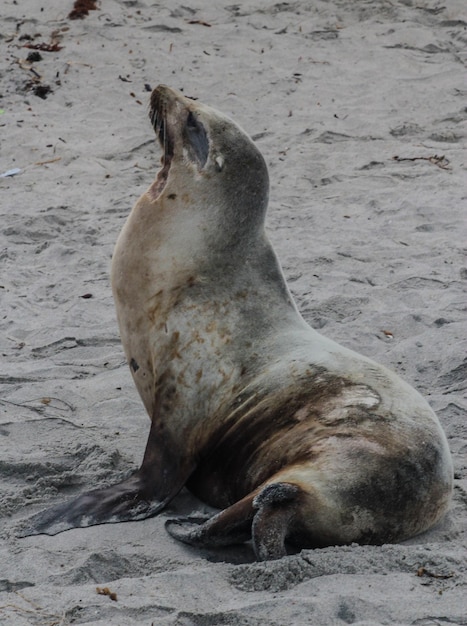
[111, 187, 272, 291]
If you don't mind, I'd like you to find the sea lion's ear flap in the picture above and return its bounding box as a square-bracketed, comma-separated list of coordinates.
[215, 155, 224, 172]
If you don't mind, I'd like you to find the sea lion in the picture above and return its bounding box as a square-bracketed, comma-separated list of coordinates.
[22, 85, 453, 560]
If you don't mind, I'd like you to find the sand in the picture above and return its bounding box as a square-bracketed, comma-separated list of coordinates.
[1, 0, 466, 624]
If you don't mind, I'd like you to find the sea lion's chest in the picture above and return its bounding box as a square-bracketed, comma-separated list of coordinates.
[114, 274, 248, 425]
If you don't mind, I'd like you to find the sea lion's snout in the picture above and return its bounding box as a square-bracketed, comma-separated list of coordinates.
[149, 84, 174, 120]
[149, 84, 185, 134]
[149, 86, 173, 153]
[150, 85, 210, 171]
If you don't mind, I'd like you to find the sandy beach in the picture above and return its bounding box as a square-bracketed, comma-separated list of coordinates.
[1, 1, 466, 624]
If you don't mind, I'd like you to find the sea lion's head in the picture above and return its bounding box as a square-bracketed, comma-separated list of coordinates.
[147, 85, 269, 253]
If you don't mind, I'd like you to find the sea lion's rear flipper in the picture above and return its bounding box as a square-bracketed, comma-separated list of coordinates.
[165, 492, 256, 548]
[166, 482, 303, 560]
[251, 482, 302, 560]
[19, 419, 193, 537]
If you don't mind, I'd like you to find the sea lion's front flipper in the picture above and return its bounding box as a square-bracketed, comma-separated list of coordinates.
[19, 419, 192, 536]
[18, 473, 168, 536]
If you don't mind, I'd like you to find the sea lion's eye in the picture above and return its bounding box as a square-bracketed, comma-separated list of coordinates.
[185, 112, 209, 167]
[187, 112, 198, 129]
